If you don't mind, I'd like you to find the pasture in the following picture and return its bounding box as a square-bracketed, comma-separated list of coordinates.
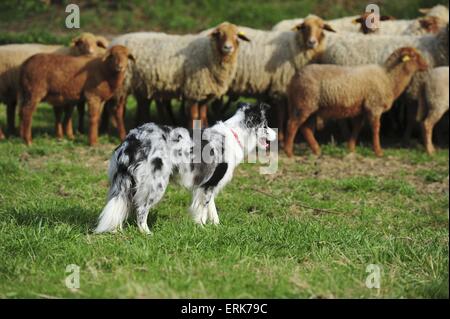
[0, 0, 449, 300]
[0, 101, 448, 298]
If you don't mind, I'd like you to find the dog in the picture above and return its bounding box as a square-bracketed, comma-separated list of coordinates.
[94, 102, 277, 234]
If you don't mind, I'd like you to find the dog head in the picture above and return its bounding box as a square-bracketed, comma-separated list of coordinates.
[236, 102, 277, 150]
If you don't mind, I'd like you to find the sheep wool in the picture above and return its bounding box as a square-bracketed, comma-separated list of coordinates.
[111, 23, 243, 103]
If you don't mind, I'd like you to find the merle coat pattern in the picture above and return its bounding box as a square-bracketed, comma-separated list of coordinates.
[95, 103, 277, 234]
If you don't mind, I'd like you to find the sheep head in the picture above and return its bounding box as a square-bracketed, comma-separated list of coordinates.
[71, 32, 108, 56]
[418, 16, 446, 34]
[385, 47, 429, 72]
[352, 12, 395, 34]
[292, 15, 336, 50]
[209, 22, 250, 61]
[103, 45, 135, 73]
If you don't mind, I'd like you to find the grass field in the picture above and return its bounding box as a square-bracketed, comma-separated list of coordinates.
[0, 101, 448, 298]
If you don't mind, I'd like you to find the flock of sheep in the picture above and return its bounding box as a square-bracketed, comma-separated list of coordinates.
[0, 4, 448, 156]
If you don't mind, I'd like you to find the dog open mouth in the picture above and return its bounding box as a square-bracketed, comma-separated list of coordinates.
[258, 137, 270, 150]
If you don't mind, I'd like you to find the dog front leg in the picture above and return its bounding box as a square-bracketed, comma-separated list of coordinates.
[207, 196, 219, 225]
[190, 189, 208, 225]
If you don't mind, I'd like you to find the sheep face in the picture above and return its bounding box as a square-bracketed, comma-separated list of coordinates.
[387, 47, 429, 72]
[209, 22, 250, 59]
[293, 16, 336, 49]
[418, 16, 446, 34]
[71, 32, 108, 56]
[104, 45, 135, 73]
[353, 13, 395, 34]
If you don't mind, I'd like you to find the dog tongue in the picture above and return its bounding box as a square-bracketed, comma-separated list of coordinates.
[259, 138, 269, 149]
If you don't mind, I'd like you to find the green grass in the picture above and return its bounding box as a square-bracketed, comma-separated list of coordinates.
[0, 102, 448, 298]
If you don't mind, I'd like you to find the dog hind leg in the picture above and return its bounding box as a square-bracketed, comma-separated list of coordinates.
[134, 176, 169, 235]
[207, 196, 219, 225]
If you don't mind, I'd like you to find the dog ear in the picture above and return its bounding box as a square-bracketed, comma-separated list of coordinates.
[236, 102, 249, 110]
[260, 103, 271, 112]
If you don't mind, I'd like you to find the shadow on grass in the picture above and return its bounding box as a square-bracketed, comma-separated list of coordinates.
[5, 205, 163, 234]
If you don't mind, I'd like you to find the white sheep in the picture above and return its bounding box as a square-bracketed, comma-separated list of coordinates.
[321, 25, 448, 76]
[111, 22, 250, 128]
[272, 15, 360, 32]
[415, 66, 449, 154]
[227, 15, 335, 141]
[353, 13, 447, 35]
[419, 4, 449, 22]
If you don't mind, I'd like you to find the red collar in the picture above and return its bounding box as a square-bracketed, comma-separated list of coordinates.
[230, 128, 243, 149]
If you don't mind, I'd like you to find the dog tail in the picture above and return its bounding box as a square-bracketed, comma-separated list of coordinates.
[94, 153, 132, 234]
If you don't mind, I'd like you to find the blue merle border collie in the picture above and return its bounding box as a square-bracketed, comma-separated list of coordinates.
[95, 102, 276, 234]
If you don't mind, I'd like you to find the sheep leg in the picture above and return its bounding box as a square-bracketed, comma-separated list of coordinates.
[368, 113, 383, 157]
[87, 98, 102, 146]
[63, 105, 75, 140]
[135, 95, 151, 126]
[113, 95, 127, 141]
[223, 95, 238, 114]
[77, 102, 85, 134]
[277, 102, 287, 144]
[155, 99, 167, 124]
[6, 100, 16, 135]
[19, 100, 38, 146]
[165, 99, 177, 126]
[403, 104, 417, 144]
[284, 118, 302, 157]
[99, 98, 112, 134]
[179, 99, 187, 126]
[189, 102, 200, 129]
[348, 115, 365, 152]
[53, 107, 64, 140]
[421, 108, 447, 155]
[300, 117, 321, 156]
[199, 104, 209, 128]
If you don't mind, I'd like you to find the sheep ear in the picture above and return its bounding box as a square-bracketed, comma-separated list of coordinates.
[71, 38, 82, 48]
[291, 23, 304, 31]
[209, 29, 220, 38]
[419, 8, 431, 15]
[96, 39, 108, 49]
[352, 17, 363, 24]
[323, 24, 336, 32]
[380, 15, 395, 21]
[237, 31, 250, 42]
[128, 53, 136, 63]
[102, 51, 111, 62]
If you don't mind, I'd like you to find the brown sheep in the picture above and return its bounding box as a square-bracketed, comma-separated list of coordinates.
[18, 45, 134, 146]
[0, 33, 108, 138]
[284, 47, 429, 157]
